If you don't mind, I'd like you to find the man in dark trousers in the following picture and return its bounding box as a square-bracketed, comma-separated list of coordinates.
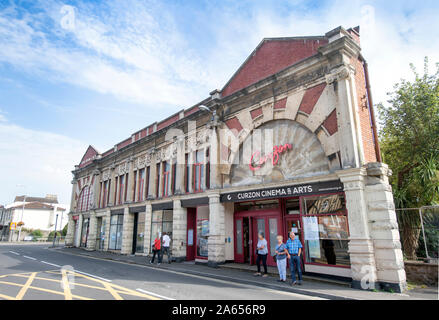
[286, 231, 303, 285]
[150, 234, 162, 265]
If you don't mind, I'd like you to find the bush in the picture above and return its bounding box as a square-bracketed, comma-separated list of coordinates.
[30, 229, 43, 238]
[47, 231, 61, 241]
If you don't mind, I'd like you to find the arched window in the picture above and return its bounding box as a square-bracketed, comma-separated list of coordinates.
[77, 186, 92, 212]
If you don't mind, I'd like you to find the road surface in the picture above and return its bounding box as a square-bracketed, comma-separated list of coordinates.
[0, 244, 323, 300]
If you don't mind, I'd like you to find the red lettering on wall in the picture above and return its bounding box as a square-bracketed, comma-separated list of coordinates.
[249, 143, 292, 171]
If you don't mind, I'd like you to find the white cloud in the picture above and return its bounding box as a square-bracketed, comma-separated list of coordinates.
[0, 117, 87, 206]
[1, 0, 437, 109]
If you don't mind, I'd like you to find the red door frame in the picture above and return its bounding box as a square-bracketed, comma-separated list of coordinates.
[234, 208, 282, 267]
[186, 207, 196, 261]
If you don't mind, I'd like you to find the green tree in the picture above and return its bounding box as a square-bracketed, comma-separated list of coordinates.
[378, 57, 439, 259]
[62, 224, 68, 236]
[30, 229, 43, 238]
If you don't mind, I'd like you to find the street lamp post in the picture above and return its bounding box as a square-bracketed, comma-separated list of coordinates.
[17, 195, 26, 242]
[52, 213, 59, 247]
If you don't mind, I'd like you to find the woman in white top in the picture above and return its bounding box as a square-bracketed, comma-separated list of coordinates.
[254, 233, 268, 277]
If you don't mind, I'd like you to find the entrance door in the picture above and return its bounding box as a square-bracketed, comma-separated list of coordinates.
[186, 208, 196, 261]
[132, 213, 138, 254]
[252, 216, 280, 266]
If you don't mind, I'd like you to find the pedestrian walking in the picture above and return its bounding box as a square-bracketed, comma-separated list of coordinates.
[275, 235, 289, 282]
[162, 232, 172, 264]
[150, 234, 162, 265]
[286, 231, 303, 285]
[254, 233, 268, 277]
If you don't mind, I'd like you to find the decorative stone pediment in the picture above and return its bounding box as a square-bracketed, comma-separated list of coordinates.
[229, 119, 330, 187]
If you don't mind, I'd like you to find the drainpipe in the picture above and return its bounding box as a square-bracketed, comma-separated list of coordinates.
[360, 55, 382, 162]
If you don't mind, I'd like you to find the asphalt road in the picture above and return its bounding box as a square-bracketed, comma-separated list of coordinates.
[0, 244, 323, 300]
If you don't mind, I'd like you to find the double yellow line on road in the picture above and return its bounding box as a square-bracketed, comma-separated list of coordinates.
[0, 269, 160, 300]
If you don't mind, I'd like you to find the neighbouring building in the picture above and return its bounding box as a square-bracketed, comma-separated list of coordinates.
[0, 205, 13, 241]
[6, 195, 67, 240]
[66, 26, 407, 292]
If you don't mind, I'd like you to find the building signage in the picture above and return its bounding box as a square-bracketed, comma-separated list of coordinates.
[220, 180, 343, 202]
[249, 143, 292, 171]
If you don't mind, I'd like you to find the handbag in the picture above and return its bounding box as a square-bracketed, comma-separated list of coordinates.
[273, 254, 277, 263]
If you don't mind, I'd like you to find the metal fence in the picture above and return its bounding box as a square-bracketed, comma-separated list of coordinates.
[396, 206, 439, 262]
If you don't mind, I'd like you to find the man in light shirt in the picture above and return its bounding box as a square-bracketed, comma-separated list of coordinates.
[162, 232, 172, 264]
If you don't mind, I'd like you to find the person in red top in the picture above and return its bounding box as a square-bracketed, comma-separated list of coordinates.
[150, 234, 162, 265]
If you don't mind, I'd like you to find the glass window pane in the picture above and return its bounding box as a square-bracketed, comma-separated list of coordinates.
[256, 218, 265, 238]
[116, 224, 123, 250]
[196, 219, 209, 257]
[268, 218, 278, 256]
[236, 219, 243, 255]
[109, 224, 117, 249]
[163, 210, 173, 221]
[304, 194, 345, 215]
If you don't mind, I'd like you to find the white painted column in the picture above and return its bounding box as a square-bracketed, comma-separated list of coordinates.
[336, 168, 378, 290]
[74, 214, 83, 248]
[207, 193, 226, 267]
[365, 163, 407, 292]
[330, 66, 361, 169]
[172, 199, 187, 262]
[121, 206, 134, 255]
[86, 211, 97, 251]
[103, 210, 111, 251]
[143, 203, 152, 256]
[209, 125, 221, 189]
[65, 213, 75, 246]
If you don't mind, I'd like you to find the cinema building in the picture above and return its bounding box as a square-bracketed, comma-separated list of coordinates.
[66, 26, 406, 292]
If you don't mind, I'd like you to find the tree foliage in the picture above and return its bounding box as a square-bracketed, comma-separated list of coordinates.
[378, 57, 439, 208]
[378, 58, 439, 259]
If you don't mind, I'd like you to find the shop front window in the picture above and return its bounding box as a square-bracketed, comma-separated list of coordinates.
[136, 212, 145, 253]
[150, 210, 173, 253]
[302, 194, 350, 267]
[109, 214, 123, 250]
[196, 206, 209, 258]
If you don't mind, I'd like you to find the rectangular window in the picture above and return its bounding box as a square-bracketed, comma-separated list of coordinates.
[185, 153, 189, 193]
[137, 168, 145, 201]
[99, 182, 103, 208]
[114, 177, 118, 204]
[109, 214, 124, 250]
[106, 180, 111, 206]
[132, 171, 137, 202]
[302, 194, 350, 267]
[145, 166, 150, 199]
[196, 206, 209, 258]
[124, 173, 128, 202]
[118, 175, 125, 205]
[135, 212, 146, 253]
[171, 161, 176, 195]
[162, 161, 170, 197]
[156, 163, 160, 198]
[206, 148, 210, 189]
[193, 150, 204, 192]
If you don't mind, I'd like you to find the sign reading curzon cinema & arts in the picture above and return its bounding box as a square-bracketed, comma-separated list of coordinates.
[220, 180, 343, 202]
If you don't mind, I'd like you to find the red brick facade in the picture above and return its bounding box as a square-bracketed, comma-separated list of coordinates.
[221, 38, 328, 97]
[352, 57, 377, 163]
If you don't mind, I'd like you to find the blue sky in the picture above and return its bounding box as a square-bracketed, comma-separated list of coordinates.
[0, 0, 438, 207]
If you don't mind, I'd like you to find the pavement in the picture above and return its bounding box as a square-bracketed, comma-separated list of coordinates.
[0, 243, 437, 300]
